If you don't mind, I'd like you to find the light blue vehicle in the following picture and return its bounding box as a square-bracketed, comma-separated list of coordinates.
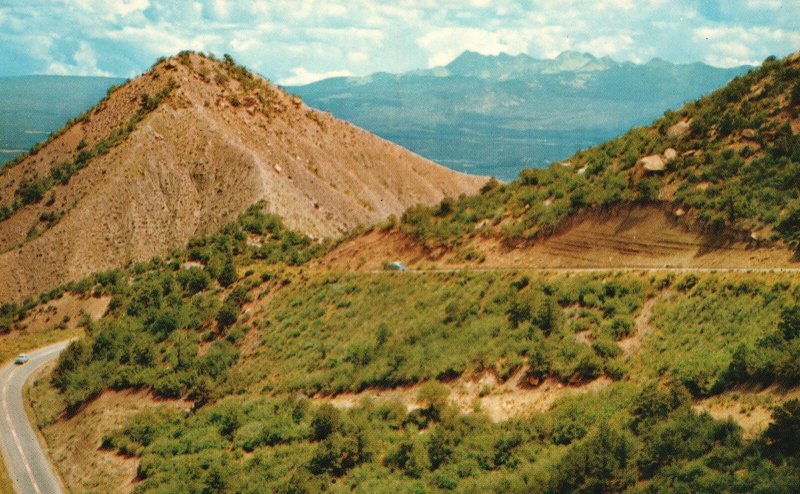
[14, 354, 30, 365]
[385, 261, 408, 272]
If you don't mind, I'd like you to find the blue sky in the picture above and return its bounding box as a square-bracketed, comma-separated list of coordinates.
[0, 0, 798, 84]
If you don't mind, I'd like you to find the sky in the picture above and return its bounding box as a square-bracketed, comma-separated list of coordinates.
[0, 1, 799, 85]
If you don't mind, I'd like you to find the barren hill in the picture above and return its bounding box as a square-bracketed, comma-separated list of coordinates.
[0, 52, 486, 301]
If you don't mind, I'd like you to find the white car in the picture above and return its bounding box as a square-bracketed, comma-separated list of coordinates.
[14, 354, 30, 365]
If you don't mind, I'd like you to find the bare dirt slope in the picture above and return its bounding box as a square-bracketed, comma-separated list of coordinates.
[323, 205, 797, 270]
[0, 53, 486, 302]
[29, 384, 190, 494]
[318, 368, 612, 422]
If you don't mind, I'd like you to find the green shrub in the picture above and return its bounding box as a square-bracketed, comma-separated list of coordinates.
[176, 267, 211, 295]
[765, 399, 800, 457]
[548, 426, 637, 493]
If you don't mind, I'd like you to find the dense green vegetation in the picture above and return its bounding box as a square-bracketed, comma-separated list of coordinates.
[45, 204, 323, 412]
[642, 276, 800, 395]
[41, 257, 800, 491]
[100, 381, 800, 493]
[50, 268, 647, 410]
[245, 272, 644, 395]
[394, 53, 800, 247]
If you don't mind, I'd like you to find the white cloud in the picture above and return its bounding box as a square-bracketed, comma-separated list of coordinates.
[46, 41, 112, 76]
[306, 27, 384, 43]
[693, 24, 800, 66]
[74, 0, 149, 21]
[746, 0, 783, 8]
[576, 34, 634, 58]
[593, 0, 635, 11]
[317, 3, 348, 17]
[0, 0, 798, 81]
[416, 27, 534, 67]
[211, 0, 230, 19]
[347, 51, 368, 63]
[279, 67, 353, 85]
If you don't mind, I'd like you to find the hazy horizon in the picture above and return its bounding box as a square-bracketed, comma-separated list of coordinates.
[0, 1, 798, 85]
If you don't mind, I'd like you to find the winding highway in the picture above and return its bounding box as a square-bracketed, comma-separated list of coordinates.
[0, 340, 70, 494]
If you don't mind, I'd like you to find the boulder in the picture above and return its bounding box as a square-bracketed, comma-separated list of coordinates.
[664, 148, 678, 161]
[638, 154, 666, 172]
[560, 161, 573, 168]
[741, 128, 758, 140]
[667, 120, 691, 139]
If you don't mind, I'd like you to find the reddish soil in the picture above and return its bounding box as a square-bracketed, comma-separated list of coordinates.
[39, 390, 191, 494]
[323, 205, 798, 271]
[18, 293, 110, 333]
[0, 53, 486, 302]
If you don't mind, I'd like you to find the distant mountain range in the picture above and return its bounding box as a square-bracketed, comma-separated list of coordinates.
[0, 75, 125, 163]
[288, 51, 752, 180]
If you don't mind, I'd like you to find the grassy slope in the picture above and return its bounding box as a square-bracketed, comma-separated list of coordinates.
[393, 52, 800, 248]
[28, 253, 800, 492]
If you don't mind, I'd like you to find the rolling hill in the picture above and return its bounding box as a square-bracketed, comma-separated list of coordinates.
[288, 51, 751, 179]
[0, 52, 485, 302]
[326, 51, 800, 270]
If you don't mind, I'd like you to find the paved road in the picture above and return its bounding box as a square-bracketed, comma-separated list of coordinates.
[0, 341, 71, 494]
[372, 266, 800, 275]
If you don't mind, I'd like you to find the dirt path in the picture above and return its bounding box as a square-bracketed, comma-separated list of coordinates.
[618, 297, 657, 356]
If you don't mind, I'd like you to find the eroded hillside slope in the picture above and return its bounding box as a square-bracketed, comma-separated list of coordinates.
[0, 52, 485, 301]
[325, 51, 800, 269]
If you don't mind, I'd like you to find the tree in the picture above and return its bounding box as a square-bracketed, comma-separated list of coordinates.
[791, 82, 800, 107]
[177, 267, 211, 295]
[417, 381, 450, 421]
[309, 420, 373, 476]
[385, 435, 430, 478]
[776, 340, 800, 386]
[779, 304, 800, 340]
[425, 426, 455, 469]
[631, 383, 691, 433]
[508, 289, 560, 335]
[311, 404, 341, 441]
[217, 257, 237, 287]
[765, 399, 800, 457]
[549, 426, 637, 493]
[16, 178, 45, 205]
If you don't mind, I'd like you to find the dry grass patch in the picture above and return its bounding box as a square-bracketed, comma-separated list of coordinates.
[28, 382, 190, 494]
